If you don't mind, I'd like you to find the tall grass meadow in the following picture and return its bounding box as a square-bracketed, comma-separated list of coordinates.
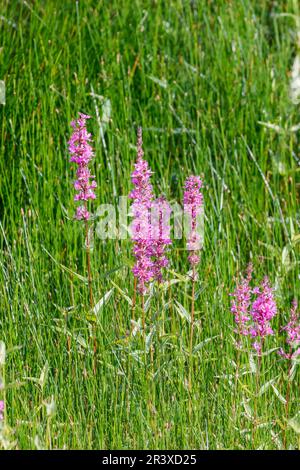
[0, 0, 300, 450]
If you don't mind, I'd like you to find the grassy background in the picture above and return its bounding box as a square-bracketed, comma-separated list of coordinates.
[0, 0, 299, 449]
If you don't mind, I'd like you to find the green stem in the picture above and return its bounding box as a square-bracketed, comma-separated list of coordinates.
[283, 351, 293, 449]
[85, 218, 93, 309]
[142, 294, 146, 345]
[85, 216, 96, 374]
[252, 349, 262, 447]
[132, 277, 137, 332]
[188, 265, 196, 417]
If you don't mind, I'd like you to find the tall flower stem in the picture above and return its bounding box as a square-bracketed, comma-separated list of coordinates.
[232, 303, 245, 428]
[283, 349, 293, 449]
[188, 265, 196, 416]
[85, 217, 93, 309]
[149, 340, 155, 409]
[132, 277, 137, 327]
[84, 214, 96, 373]
[142, 295, 146, 345]
[160, 284, 166, 336]
[168, 280, 176, 334]
[189, 266, 196, 360]
[183, 175, 203, 416]
[233, 348, 240, 406]
[252, 347, 262, 447]
[190, 265, 196, 351]
[141, 294, 148, 421]
[232, 347, 241, 446]
[279, 299, 300, 448]
[232, 327, 243, 446]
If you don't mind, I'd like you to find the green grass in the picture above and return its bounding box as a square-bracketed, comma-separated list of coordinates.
[0, 0, 300, 450]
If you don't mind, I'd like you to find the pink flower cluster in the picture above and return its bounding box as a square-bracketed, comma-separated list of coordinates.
[129, 128, 172, 293]
[230, 266, 277, 355]
[0, 400, 4, 421]
[230, 263, 253, 335]
[129, 128, 155, 294]
[151, 196, 172, 282]
[279, 300, 300, 360]
[250, 277, 277, 354]
[183, 176, 203, 266]
[68, 113, 96, 220]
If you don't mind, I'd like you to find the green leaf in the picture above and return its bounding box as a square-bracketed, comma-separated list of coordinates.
[242, 398, 253, 419]
[39, 362, 49, 389]
[168, 270, 190, 282]
[289, 361, 298, 381]
[158, 279, 182, 291]
[259, 379, 276, 396]
[110, 280, 132, 306]
[42, 246, 88, 283]
[281, 246, 291, 269]
[249, 353, 257, 374]
[288, 415, 300, 434]
[146, 327, 156, 353]
[23, 362, 49, 389]
[148, 75, 168, 88]
[174, 301, 191, 323]
[74, 334, 89, 350]
[92, 288, 114, 318]
[43, 396, 56, 417]
[131, 319, 142, 337]
[193, 336, 218, 353]
[271, 384, 287, 404]
[292, 233, 300, 245]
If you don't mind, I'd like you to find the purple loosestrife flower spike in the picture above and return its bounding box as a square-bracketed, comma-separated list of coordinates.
[183, 175, 203, 267]
[68, 113, 96, 220]
[250, 276, 277, 355]
[279, 300, 300, 360]
[151, 196, 172, 282]
[0, 400, 4, 421]
[230, 263, 253, 336]
[230, 268, 277, 355]
[129, 127, 155, 294]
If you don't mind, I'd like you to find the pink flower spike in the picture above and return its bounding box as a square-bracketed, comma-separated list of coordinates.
[230, 263, 253, 335]
[253, 341, 262, 356]
[183, 175, 204, 267]
[75, 205, 90, 221]
[279, 299, 300, 360]
[151, 196, 172, 282]
[68, 113, 96, 220]
[129, 127, 155, 294]
[250, 277, 277, 345]
[188, 253, 200, 266]
[230, 267, 277, 355]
